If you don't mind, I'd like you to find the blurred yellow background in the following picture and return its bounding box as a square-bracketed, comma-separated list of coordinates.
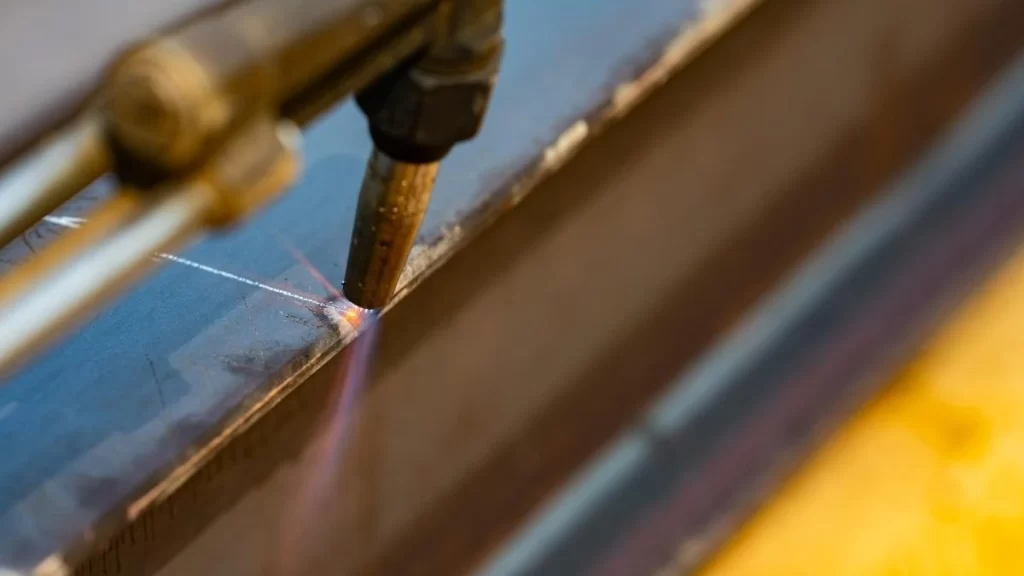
[702, 246, 1024, 576]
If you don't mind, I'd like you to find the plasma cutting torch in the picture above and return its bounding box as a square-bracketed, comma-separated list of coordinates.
[0, 0, 503, 377]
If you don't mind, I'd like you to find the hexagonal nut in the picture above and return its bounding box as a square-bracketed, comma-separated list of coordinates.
[357, 65, 497, 155]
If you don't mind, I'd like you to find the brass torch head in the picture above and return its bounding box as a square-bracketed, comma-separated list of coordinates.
[103, 39, 230, 172]
[343, 149, 439, 309]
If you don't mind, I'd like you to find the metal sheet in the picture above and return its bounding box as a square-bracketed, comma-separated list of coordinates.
[0, 0, 745, 570]
[140, 0, 1024, 574]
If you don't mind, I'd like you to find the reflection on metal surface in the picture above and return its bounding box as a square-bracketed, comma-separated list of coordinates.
[0, 186, 210, 377]
[0, 118, 300, 378]
[0, 117, 108, 249]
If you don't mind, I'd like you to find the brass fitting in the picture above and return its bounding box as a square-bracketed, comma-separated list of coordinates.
[198, 116, 302, 228]
[343, 150, 438, 309]
[104, 39, 233, 173]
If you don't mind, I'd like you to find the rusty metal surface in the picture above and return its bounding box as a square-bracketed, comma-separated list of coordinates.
[0, 0, 753, 571]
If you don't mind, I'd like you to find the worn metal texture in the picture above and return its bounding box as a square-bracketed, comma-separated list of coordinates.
[0, 0, 752, 571]
[3, 0, 1020, 574]
[133, 1, 1024, 575]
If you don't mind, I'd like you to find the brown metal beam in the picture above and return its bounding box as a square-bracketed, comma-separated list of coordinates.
[69, 0, 1024, 574]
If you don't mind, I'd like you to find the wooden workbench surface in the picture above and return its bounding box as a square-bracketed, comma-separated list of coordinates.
[703, 242, 1024, 574]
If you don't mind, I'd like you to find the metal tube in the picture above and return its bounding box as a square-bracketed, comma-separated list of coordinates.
[343, 148, 438, 309]
[105, 0, 438, 172]
[133, 0, 437, 101]
[235, 0, 437, 98]
[0, 183, 213, 377]
[0, 117, 109, 248]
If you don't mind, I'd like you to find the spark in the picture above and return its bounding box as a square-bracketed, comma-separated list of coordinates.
[157, 252, 328, 308]
[44, 214, 377, 334]
[42, 215, 384, 574]
[273, 233, 376, 330]
[330, 299, 375, 331]
[42, 215, 331, 310]
[277, 236, 343, 300]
